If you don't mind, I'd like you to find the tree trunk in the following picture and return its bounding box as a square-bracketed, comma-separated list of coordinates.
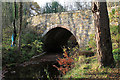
[13, 1, 17, 45]
[92, 1, 114, 67]
[18, 2, 22, 54]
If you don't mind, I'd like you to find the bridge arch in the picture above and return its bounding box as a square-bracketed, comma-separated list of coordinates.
[42, 25, 79, 52]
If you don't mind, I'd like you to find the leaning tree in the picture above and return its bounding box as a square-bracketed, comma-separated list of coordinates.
[92, 1, 114, 67]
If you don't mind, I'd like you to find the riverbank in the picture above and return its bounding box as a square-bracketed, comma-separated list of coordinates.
[2, 52, 63, 79]
[63, 52, 120, 79]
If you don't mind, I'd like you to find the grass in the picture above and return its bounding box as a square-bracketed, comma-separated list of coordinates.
[63, 53, 120, 79]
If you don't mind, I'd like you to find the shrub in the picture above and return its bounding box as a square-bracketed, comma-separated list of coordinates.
[2, 27, 44, 65]
[2, 47, 19, 65]
[112, 8, 115, 14]
[20, 40, 43, 62]
[88, 34, 96, 51]
[113, 52, 120, 62]
[22, 31, 37, 44]
[112, 48, 120, 62]
[32, 40, 43, 53]
[53, 49, 74, 75]
[86, 47, 92, 51]
[112, 48, 120, 53]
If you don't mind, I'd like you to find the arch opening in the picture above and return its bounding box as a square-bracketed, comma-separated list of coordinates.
[43, 27, 78, 52]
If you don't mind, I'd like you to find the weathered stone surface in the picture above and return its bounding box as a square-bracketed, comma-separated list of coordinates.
[28, 10, 95, 49]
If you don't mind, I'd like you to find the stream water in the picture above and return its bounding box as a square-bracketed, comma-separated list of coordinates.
[3, 52, 63, 80]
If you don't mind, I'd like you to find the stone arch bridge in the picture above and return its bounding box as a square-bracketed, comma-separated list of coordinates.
[27, 10, 95, 52]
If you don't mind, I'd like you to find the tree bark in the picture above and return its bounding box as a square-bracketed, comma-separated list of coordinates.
[18, 2, 22, 54]
[13, 1, 17, 45]
[92, 1, 114, 67]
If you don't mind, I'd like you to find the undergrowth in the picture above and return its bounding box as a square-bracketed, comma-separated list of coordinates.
[63, 49, 120, 79]
[53, 48, 74, 75]
[2, 27, 43, 66]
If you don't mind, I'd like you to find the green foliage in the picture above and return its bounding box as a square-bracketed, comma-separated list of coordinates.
[2, 47, 19, 65]
[113, 52, 120, 62]
[21, 30, 43, 55]
[110, 25, 119, 49]
[110, 25, 119, 35]
[3, 27, 43, 66]
[2, 27, 13, 49]
[112, 48, 120, 62]
[20, 32, 43, 62]
[63, 54, 119, 78]
[2, 2, 19, 27]
[63, 55, 97, 78]
[22, 31, 37, 44]
[32, 40, 43, 53]
[2, 2, 31, 29]
[12, 2, 19, 20]
[2, 2, 44, 66]
[110, 25, 119, 44]
[112, 8, 115, 14]
[12, 3, 15, 21]
[43, 1, 66, 13]
[88, 34, 96, 51]
[109, 7, 119, 23]
[109, 7, 119, 50]
[86, 47, 92, 51]
[44, 68, 50, 79]
[112, 48, 120, 53]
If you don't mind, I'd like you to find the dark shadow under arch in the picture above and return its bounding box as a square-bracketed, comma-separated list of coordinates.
[43, 27, 78, 52]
